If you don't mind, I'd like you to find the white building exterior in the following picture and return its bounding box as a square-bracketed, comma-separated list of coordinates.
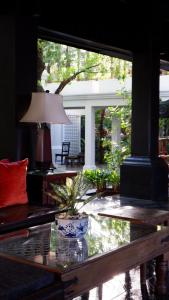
[43, 75, 169, 169]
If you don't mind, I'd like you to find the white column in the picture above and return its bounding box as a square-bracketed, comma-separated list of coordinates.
[83, 105, 96, 170]
[111, 117, 121, 147]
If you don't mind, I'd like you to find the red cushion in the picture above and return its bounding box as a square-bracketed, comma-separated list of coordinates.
[0, 159, 28, 208]
[0, 159, 9, 162]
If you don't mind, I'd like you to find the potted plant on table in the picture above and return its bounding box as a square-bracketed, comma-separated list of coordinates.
[47, 172, 97, 239]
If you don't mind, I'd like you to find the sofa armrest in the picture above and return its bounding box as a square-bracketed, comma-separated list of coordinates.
[0, 205, 67, 234]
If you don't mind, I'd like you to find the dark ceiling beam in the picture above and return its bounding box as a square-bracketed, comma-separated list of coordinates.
[38, 26, 169, 71]
[38, 26, 132, 61]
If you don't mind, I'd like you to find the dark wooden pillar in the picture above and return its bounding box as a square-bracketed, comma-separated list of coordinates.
[120, 40, 168, 201]
[15, 16, 37, 169]
[0, 16, 37, 168]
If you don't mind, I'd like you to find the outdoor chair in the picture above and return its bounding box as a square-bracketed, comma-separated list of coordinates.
[55, 142, 70, 164]
[65, 152, 84, 166]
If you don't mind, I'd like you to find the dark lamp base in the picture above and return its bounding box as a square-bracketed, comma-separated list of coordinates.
[36, 161, 52, 172]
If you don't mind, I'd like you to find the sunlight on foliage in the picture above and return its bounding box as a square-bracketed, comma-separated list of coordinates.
[38, 39, 132, 83]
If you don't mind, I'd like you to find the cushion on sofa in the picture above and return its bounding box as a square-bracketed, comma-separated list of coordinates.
[0, 159, 9, 162]
[0, 159, 28, 208]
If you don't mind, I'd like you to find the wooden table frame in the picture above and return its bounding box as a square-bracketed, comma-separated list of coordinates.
[61, 227, 169, 298]
[1, 224, 169, 299]
[98, 206, 169, 226]
[98, 205, 169, 297]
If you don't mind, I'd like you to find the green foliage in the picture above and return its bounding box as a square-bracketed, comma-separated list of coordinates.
[86, 216, 130, 256]
[102, 86, 131, 169]
[104, 143, 129, 172]
[107, 170, 120, 192]
[83, 168, 120, 193]
[38, 39, 132, 166]
[159, 118, 169, 138]
[38, 39, 132, 83]
[47, 173, 96, 216]
[108, 89, 131, 150]
[94, 85, 132, 165]
[83, 169, 109, 190]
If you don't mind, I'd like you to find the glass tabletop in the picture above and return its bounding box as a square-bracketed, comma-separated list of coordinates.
[0, 212, 157, 274]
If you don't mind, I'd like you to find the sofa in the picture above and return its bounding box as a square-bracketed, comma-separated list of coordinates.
[0, 204, 66, 234]
[0, 158, 66, 234]
[0, 158, 68, 299]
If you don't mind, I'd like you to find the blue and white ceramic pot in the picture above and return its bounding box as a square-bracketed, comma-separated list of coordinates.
[56, 215, 88, 239]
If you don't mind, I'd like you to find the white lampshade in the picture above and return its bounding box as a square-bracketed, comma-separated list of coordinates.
[20, 92, 71, 124]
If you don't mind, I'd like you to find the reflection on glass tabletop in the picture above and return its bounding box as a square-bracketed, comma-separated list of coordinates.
[0, 212, 157, 274]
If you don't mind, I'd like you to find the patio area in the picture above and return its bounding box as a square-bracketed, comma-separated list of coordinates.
[50, 76, 169, 171]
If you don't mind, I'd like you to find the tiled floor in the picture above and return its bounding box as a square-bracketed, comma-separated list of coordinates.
[55, 163, 106, 173]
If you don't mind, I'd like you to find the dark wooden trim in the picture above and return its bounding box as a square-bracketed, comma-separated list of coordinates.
[38, 27, 169, 72]
[22, 282, 64, 300]
[0, 252, 62, 274]
[1, 222, 169, 298]
[38, 27, 132, 61]
[0, 209, 61, 235]
[98, 206, 169, 225]
[0, 206, 67, 235]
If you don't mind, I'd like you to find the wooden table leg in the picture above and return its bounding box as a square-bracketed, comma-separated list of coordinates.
[81, 292, 89, 300]
[97, 285, 102, 300]
[140, 262, 154, 298]
[124, 271, 133, 299]
[156, 255, 168, 295]
[140, 263, 147, 285]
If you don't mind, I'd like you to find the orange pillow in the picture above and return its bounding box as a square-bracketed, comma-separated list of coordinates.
[0, 159, 28, 208]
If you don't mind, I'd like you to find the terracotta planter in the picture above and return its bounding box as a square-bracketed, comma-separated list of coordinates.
[96, 184, 107, 194]
[112, 184, 120, 194]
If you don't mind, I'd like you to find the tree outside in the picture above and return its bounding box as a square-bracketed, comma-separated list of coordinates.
[37, 39, 132, 165]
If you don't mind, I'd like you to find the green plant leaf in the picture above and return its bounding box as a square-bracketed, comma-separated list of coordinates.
[46, 172, 97, 216]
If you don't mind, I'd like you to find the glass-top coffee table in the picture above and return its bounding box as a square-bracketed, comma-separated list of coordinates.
[0, 203, 169, 299]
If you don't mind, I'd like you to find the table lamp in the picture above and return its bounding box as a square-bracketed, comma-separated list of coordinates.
[20, 92, 71, 171]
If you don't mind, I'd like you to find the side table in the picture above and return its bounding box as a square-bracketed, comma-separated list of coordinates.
[27, 170, 77, 206]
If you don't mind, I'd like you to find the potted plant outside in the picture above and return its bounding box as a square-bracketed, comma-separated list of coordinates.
[83, 169, 109, 194]
[107, 170, 120, 194]
[47, 172, 97, 239]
